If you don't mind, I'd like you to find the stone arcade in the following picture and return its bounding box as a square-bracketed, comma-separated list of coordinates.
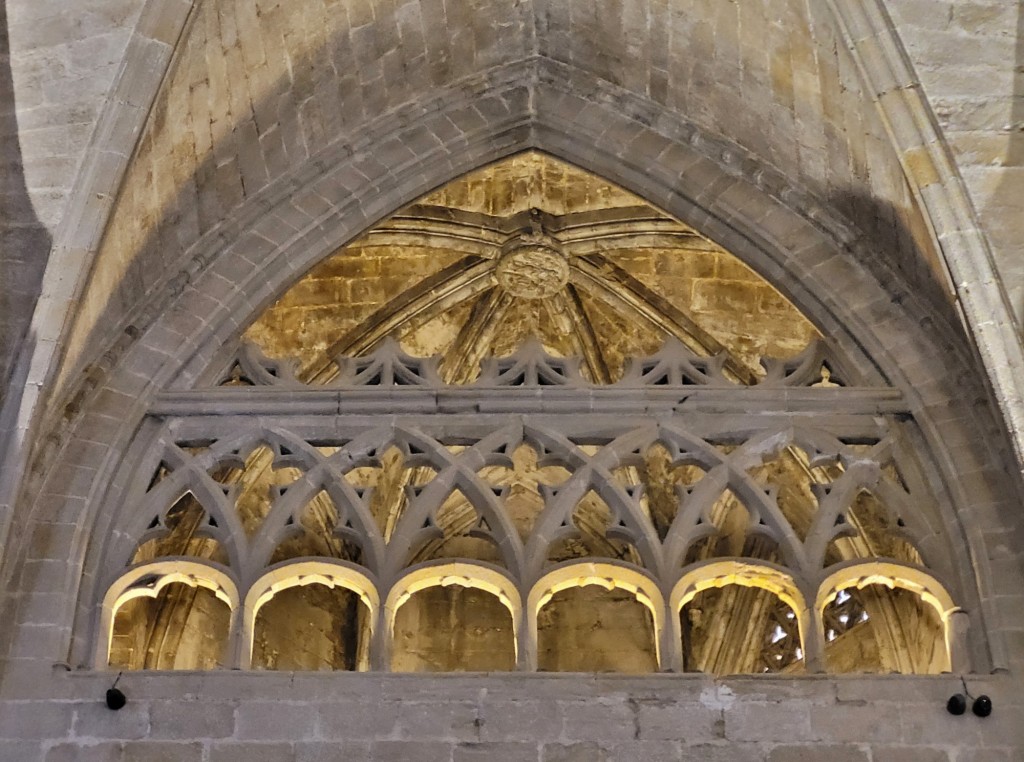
[0, 2, 1023, 761]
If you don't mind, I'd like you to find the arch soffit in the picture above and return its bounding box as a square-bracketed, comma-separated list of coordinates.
[96, 559, 238, 667]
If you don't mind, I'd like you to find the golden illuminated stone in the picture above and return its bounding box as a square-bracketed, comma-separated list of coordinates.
[495, 240, 570, 299]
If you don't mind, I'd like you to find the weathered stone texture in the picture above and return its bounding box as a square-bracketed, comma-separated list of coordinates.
[7, 0, 145, 229]
[59, 0, 949, 397]
[0, 673, 1018, 760]
[888, 0, 1024, 319]
[1, 2, 1024, 762]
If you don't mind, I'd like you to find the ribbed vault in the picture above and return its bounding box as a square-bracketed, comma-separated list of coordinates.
[60, 0, 949, 396]
[245, 152, 820, 385]
[0, 0, 1019, 697]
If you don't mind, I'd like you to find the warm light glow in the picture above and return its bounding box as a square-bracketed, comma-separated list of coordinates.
[386, 562, 523, 655]
[99, 561, 239, 667]
[242, 561, 380, 667]
[528, 562, 665, 668]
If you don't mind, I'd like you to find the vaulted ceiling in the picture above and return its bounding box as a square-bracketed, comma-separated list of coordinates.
[57, 0, 947, 391]
[245, 152, 819, 385]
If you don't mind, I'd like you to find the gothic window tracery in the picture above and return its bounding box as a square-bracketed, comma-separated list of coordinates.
[97, 153, 958, 676]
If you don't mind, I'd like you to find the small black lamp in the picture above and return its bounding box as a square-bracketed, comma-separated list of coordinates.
[105, 672, 126, 711]
[947, 677, 992, 718]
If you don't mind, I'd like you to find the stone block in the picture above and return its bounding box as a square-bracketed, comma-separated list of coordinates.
[453, 742, 537, 762]
[295, 741, 373, 762]
[603, 741, 682, 762]
[725, 702, 813, 743]
[209, 742, 296, 762]
[395, 700, 479, 741]
[954, 751, 1013, 762]
[317, 700, 397, 740]
[234, 702, 316, 741]
[809, 704, 901, 743]
[767, 745, 869, 762]
[121, 741, 204, 762]
[542, 743, 606, 762]
[479, 700, 563, 742]
[559, 700, 635, 742]
[899, 707, 982, 747]
[0, 701, 73, 738]
[872, 747, 949, 762]
[635, 701, 720, 741]
[149, 699, 234, 739]
[45, 743, 120, 762]
[679, 743, 764, 762]
[371, 741, 453, 761]
[72, 701, 149, 740]
[0, 740, 43, 762]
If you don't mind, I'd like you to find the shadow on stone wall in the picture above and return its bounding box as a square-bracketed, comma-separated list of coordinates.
[0, 0, 51, 403]
[1012, 3, 1024, 167]
[1003, 2, 1024, 318]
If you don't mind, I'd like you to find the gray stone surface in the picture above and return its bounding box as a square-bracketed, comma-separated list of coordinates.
[0, 1, 1023, 760]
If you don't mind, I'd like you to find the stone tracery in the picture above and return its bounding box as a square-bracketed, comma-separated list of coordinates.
[97, 153, 958, 677]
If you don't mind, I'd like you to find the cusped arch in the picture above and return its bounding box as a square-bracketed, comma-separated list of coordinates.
[669, 560, 809, 674]
[384, 561, 523, 658]
[39, 66, 1010, 674]
[815, 560, 959, 673]
[241, 560, 380, 669]
[527, 561, 666, 670]
[383, 427, 528, 579]
[96, 560, 239, 668]
[523, 426, 664, 579]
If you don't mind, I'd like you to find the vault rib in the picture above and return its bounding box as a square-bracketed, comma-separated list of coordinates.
[305, 255, 496, 383]
[571, 254, 759, 385]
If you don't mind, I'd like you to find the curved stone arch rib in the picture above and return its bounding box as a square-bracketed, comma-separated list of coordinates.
[244, 427, 395, 579]
[149, 70, 900, 400]
[95, 559, 239, 669]
[657, 424, 807, 573]
[526, 561, 666, 671]
[240, 559, 380, 670]
[668, 559, 810, 675]
[826, 0, 1024, 469]
[116, 464, 243, 571]
[807, 462, 930, 572]
[118, 426, 332, 571]
[657, 425, 752, 564]
[384, 426, 527, 580]
[670, 560, 808, 627]
[0, 0, 198, 591]
[814, 559, 959, 672]
[815, 560, 958, 623]
[29, 62, 1006, 676]
[384, 561, 522, 668]
[522, 425, 664, 580]
[245, 466, 387, 581]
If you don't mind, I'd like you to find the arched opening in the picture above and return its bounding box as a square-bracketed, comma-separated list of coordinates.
[94, 151, 961, 677]
[536, 583, 658, 674]
[104, 566, 236, 671]
[680, 585, 803, 675]
[235, 152, 820, 389]
[390, 584, 516, 672]
[251, 583, 371, 671]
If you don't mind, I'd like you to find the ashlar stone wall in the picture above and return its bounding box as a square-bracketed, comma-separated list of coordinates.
[0, 673, 1020, 762]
